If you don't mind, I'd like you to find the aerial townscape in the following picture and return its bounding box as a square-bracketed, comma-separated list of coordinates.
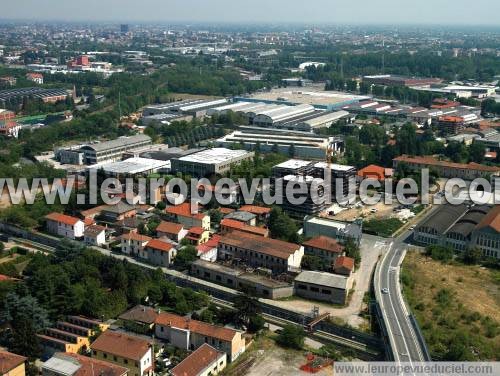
[0, 1, 499, 376]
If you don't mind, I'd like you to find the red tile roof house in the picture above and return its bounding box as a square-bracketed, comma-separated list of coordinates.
[218, 231, 304, 275]
[154, 312, 246, 362]
[196, 234, 221, 262]
[45, 212, 85, 239]
[333, 256, 355, 276]
[165, 202, 211, 231]
[302, 235, 345, 267]
[144, 239, 176, 267]
[170, 343, 227, 376]
[0, 350, 27, 376]
[120, 233, 152, 256]
[156, 221, 188, 243]
[356, 164, 394, 182]
[220, 218, 269, 238]
[84, 225, 107, 247]
[90, 331, 153, 376]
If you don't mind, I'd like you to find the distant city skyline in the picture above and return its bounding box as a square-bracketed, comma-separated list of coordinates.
[2, 0, 500, 26]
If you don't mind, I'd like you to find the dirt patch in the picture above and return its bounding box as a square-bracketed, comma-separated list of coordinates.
[402, 251, 500, 360]
[404, 252, 500, 322]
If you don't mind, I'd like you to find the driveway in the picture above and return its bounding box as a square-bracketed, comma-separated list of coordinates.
[263, 234, 388, 328]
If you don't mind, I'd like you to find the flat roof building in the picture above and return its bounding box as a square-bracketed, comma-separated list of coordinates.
[216, 127, 342, 159]
[171, 148, 254, 177]
[86, 157, 170, 178]
[303, 215, 363, 245]
[294, 270, 353, 305]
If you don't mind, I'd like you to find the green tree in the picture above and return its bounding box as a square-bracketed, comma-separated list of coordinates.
[344, 238, 361, 266]
[468, 142, 485, 164]
[1, 293, 50, 358]
[276, 324, 306, 349]
[268, 207, 299, 243]
[174, 245, 198, 270]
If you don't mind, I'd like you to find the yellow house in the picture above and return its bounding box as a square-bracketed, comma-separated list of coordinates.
[0, 350, 26, 376]
[91, 331, 153, 376]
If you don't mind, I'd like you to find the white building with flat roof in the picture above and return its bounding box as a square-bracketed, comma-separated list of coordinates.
[171, 148, 254, 177]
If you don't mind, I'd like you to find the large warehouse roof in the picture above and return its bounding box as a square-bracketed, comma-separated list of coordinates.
[177, 148, 251, 164]
[81, 134, 151, 152]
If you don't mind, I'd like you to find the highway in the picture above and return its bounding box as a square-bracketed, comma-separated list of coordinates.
[375, 206, 439, 363]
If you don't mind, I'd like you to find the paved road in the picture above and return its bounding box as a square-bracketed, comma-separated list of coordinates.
[375, 206, 439, 363]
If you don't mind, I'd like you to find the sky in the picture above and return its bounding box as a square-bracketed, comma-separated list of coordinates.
[2, 0, 500, 26]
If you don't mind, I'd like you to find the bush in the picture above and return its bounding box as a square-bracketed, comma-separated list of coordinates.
[276, 324, 305, 350]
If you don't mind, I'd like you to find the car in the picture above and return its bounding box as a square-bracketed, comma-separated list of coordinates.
[409, 225, 415, 231]
[159, 357, 172, 367]
[381, 288, 389, 294]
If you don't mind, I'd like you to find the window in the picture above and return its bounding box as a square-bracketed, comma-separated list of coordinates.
[298, 284, 307, 290]
[124, 359, 128, 364]
[103, 353, 107, 359]
[310, 286, 319, 293]
[322, 289, 332, 295]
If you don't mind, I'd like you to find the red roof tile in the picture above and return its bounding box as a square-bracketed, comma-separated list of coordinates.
[156, 221, 184, 234]
[0, 350, 26, 374]
[220, 231, 299, 259]
[334, 256, 355, 272]
[90, 331, 151, 361]
[145, 239, 173, 253]
[171, 344, 224, 376]
[155, 312, 238, 342]
[394, 155, 500, 173]
[166, 202, 206, 220]
[357, 164, 393, 181]
[239, 205, 271, 215]
[120, 233, 152, 242]
[303, 236, 344, 254]
[57, 353, 128, 376]
[45, 212, 81, 226]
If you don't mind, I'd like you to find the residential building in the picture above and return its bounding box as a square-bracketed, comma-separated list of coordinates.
[144, 238, 176, 266]
[220, 219, 269, 237]
[165, 203, 210, 230]
[218, 231, 304, 274]
[196, 235, 221, 262]
[333, 256, 355, 276]
[223, 211, 257, 226]
[294, 270, 353, 305]
[84, 225, 106, 246]
[90, 331, 153, 376]
[185, 227, 210, 246]
[171, 148, 254, 178]
[191, 260, 293, 299]
[156, 221, 187, 242]
[42, 353, 129, 376]
[26, 72, 43, 84]
[357, 164, 393, 182]
[239, 205, 271, 221]
[303, 235, 345, 266]
[154, 312, 245, 362]
[393, 155, 500, 180]
[303, 216, 363, 245]
[118, 305, 159, 334]
[120, 233, 152, 255]
[170, 344, 226, 376]
[100, 202, 137, 222]
[45, 213, 85, 239]
[37, 316, 109, 358]
[0, 350, 26, 376]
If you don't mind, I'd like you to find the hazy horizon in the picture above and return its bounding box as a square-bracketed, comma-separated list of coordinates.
[2, 0, 500, 26]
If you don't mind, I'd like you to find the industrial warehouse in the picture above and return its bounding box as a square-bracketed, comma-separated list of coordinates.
[215, 127, 343, 159]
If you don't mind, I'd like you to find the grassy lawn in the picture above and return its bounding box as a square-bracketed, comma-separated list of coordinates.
[401, 251, 500, 360]
[363, 218, 404, 237]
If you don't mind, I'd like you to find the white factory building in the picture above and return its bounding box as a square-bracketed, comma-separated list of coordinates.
[215, 127, 343, 159]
